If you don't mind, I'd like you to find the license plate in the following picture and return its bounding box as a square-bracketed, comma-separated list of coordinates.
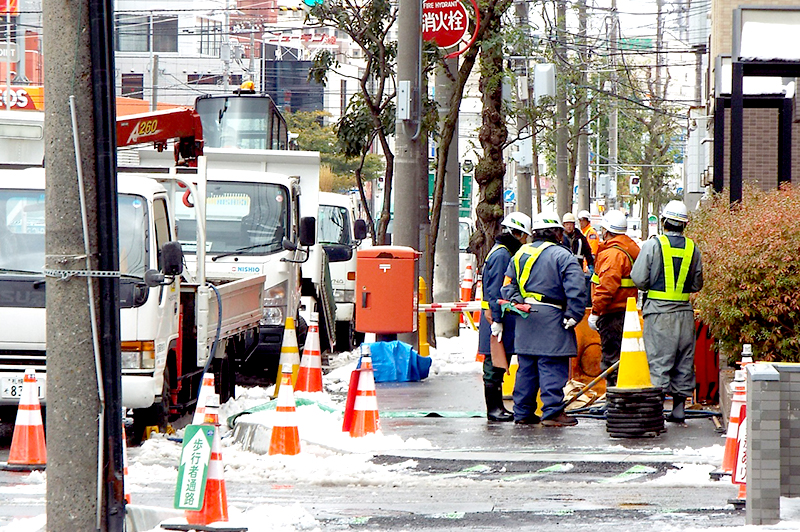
[1, 377, 45, 400]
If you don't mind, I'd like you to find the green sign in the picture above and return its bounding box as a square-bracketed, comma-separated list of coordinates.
[174, 424, 214, 510]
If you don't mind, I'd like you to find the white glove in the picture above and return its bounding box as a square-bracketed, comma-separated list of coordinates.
[490, 321, 503, 342]
[588, 313, 599, 331]
[563, 317, 578, 330]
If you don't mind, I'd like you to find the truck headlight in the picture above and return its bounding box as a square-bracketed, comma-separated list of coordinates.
[121, 341, 156, 369]
[261, 280, 287, 326]
[333, 288, 355, 303]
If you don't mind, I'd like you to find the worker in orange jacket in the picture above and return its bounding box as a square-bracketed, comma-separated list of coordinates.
[587, 210, 640, 387]
[578, 210, 599, 257]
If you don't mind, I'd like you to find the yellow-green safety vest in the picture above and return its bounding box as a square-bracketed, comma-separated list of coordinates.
[512, 241, 556, 302]
[647, 234, 695, 302]
[590, 246, 636, 288]
[480, 244, 509, 310]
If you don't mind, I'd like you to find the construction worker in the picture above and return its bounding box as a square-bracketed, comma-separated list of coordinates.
[478, 212, 532, 422]
[562, 213, 595, 272]
[501, 213, 586, 426]
[587, 210, 640, 387]
[631, 200, 703, 423]
[578, 210, 599, 257]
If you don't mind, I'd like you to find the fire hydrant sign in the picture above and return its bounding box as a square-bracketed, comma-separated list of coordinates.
[174, 425, 214, 510]
[422, 0, 469, 49]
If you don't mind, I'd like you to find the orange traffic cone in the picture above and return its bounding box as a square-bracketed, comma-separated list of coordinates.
[722, 370, 747, 474]
[296, 313, 323, 393]
[349, 353, 380, 438]
[192, 372, 216, 425]
[122, 423, 131, 504]
[185, 394, 228, 526]
[269, 366, 301, 455]
[274, 317, 301, 397]
[3, 368, 46, 471]
[460, 265, 474, 325]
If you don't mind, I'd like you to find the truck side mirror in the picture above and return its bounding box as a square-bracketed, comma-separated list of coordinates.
[354, 219, 368, 241]
[162, 241, 184, 276]
[299, 216, 316, 247]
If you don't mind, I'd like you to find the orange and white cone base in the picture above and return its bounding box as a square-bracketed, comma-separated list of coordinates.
[191, 372, 216, 426]
[296, 320, 323, 393]
[275, 317, 301, 396]
[4, 368, 46, 471]
[349, 357, 380, 438]
[185, 395, 229, 526]
[614, 298, 654, 390]
[722, 372, 747, 474]
[269, 372, 301, 455]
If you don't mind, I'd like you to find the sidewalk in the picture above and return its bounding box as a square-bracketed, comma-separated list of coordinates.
[375, 372, 725, 465]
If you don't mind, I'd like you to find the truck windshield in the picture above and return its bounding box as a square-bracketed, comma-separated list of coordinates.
[318, 205, 352, 245]
[0, 191, 148, 277]
[195, 96, 288, 150]
[174, 182, 289, 256]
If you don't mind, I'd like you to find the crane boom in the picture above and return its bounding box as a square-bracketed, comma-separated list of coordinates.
[116, 107, 204, 166]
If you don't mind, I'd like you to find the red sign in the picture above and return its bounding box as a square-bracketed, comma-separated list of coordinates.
[1, 0, 18, 15]
[422, 0, 469, 49]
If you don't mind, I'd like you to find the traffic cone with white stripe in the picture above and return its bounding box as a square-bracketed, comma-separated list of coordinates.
[269, 366, 301, 455]
[185, 394, 229, 526]
[460, 265, 474, 325]
[274, 316, 301, 397]
[122, 422, 131, 504]
[2, 368, 46, 471]
[349, 349, 381, 438]
[614, 297, 653, 389]
[191, 372, 216, 425]
[296, 313, 323, 393]
[722, 370, 747, 474]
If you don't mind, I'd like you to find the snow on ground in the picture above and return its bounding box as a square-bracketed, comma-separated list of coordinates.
[3, 327, 800, 531]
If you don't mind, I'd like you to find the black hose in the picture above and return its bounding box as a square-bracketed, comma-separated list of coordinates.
[200, 283, 224, 381]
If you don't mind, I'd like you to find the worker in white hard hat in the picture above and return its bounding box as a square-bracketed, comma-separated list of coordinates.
[631, 200, 703, 423]
[501, 213, 586, 427]
[477, 212, 531, 422]
[587, 209, 640, 388]
[577, 210, 599, 257]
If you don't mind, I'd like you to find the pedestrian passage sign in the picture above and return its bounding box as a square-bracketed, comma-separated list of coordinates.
[174, 424, 214, 510]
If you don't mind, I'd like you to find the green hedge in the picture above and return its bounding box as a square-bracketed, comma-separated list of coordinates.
[688, 185, 800, 364]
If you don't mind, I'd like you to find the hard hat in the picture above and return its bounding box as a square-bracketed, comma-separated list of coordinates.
[662, 200, 689, 223]
[578, 210, 591, 220]
[562, 213, 577, 224]
[500, 212, 532, 236]
[601, 210, 627, 234]
[531, 212, 564, 231]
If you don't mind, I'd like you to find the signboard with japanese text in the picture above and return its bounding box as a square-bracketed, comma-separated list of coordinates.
[174, 425, 214, 510]
[422, 0, 479, 58]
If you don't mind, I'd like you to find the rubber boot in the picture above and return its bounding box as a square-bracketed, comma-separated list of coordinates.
[667, 395, 686, 423]
[485, 387, 513, 422]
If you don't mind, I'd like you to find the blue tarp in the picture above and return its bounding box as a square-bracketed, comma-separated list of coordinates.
[364, 341, 432, 382]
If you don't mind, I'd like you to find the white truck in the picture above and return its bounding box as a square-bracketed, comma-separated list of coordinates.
[318, 192, 367, 352]
[0, 163, 266, 443]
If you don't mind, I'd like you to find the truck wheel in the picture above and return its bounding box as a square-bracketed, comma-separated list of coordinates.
[131, 367, 171, 445]
[335, 319, 357, 353]
[212, 357, 236, 404]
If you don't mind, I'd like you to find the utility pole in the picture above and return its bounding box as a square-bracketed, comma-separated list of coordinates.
[151, 54, 159, 112]
[394, 0, 422, 347]
[608, 0, 618, 211]
[555, 0, 570, 217]
[44, 0, 124, 529]
[433, 58, 460, 338]
[514, 0, 532, 217]
[576, 0, 590, 213]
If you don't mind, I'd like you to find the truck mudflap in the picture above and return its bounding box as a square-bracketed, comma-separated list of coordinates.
[318, 253, 337, 350]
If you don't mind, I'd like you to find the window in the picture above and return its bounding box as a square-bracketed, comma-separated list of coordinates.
[188, 74, 223, 85]
[152, 197, 171, 272]
[153, 16, 178, 53]
[122, 73, 144, 99]
[115, 14, 149, 52]
[115, 13, 178, 53]
[198, 17, 222, 56]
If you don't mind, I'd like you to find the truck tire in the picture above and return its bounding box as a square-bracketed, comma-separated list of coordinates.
[335, 319, 356, 353]
[212, 356, 236, 404]
[131, 367, 171, 445]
